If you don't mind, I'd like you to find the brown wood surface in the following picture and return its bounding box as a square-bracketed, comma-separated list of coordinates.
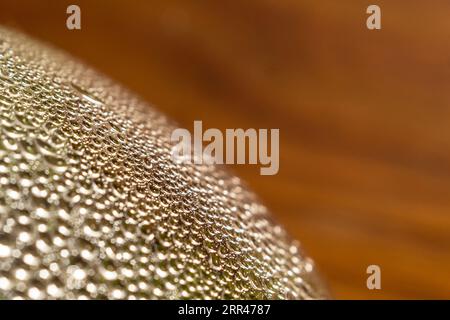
[1, 0, 449, 299]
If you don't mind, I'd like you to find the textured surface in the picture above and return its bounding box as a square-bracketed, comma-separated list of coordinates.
[0, 27, 328, 300]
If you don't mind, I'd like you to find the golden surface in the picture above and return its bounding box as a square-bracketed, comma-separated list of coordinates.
[0, 27, 328, 299]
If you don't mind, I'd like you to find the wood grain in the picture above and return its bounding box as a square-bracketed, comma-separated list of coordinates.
[1, 0, 449, 299]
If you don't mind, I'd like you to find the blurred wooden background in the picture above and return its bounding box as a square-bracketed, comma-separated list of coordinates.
[1, 0, 449, 299]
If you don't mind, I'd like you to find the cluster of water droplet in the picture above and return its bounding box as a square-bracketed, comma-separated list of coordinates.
[0, 27, 327, 300]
